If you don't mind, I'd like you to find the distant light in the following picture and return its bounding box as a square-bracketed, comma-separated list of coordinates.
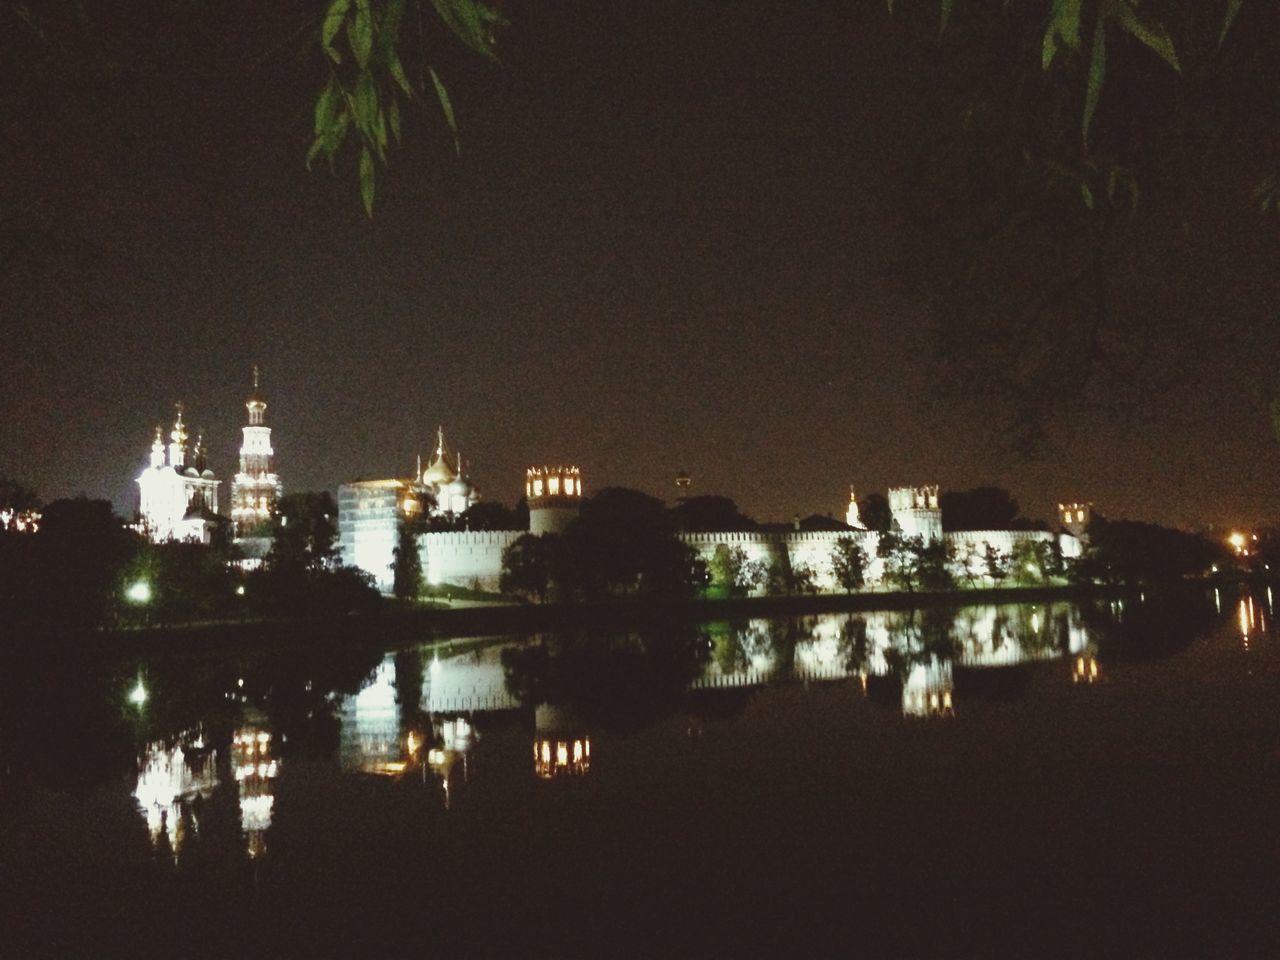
[126, 581, 152, 604]
[238, 678, 245, 688]
[236, 585, 246, 596]
[128, 679, 148, 706]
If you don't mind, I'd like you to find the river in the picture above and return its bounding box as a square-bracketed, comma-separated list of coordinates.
[1, 588, 1277, 956]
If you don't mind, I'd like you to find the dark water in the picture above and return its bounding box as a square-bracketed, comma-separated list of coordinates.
[2, 589, 1278, 957]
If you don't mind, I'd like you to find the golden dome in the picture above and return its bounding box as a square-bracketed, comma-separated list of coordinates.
[421, 427, 458, 487]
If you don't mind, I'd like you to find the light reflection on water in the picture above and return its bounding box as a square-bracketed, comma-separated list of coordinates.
[53, 591, 1260, 868]
[6, 589, 1277, 957]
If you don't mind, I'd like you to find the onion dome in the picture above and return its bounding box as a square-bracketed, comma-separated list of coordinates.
[421, 426, 457, 487]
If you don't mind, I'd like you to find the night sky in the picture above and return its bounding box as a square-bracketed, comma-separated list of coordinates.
[4, 1, 1278, 530]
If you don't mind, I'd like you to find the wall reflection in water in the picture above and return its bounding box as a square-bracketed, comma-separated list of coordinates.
[133, 729, 217, 860]
[106, 592, 1238, 870]
[339, 655, 406, 776]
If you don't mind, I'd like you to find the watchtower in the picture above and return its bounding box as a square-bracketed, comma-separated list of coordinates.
[888, 485, 942, 545]
[526, 465, 583, 535]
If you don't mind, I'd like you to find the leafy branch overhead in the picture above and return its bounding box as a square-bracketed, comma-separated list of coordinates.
[309, 0, 504, 217]
[892, 0, 1271, 212]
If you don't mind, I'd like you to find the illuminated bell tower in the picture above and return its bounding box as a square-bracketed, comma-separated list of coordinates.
[231, 366, 282, 538]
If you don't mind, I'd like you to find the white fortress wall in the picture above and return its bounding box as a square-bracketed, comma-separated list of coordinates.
[680, 530, 883, 591]
[945, 529, 1076, 580]
[420, 530, 524, 591]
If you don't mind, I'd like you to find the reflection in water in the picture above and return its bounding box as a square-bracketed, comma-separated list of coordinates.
[133, 729, 217, 860]
[340, 655, 406, 776]
[1073, 653, 1101, 684]
[233, 726, 278, 859]
[902, 660, 955, 718]
[533, 705, 591, 779]
[1238, 595, 1264, 649]
[427, 717, 476, 806]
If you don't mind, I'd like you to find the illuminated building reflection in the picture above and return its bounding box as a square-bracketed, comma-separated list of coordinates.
[1238, 595, 1264, 649]
[340, 655, 406, 776]
[1072, 651, 1101, 684]
[233, 726, 278, 859]
[426, 716, 476, 807]
[901, 660, 955, 719]
[534, 705, 591, 779]
[133, 729, 217, 861]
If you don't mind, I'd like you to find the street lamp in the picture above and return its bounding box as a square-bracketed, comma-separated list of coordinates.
[126, 580, 152, 604]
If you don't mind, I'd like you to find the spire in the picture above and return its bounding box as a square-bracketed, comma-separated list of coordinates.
[150, 426, 165, 469]
[169, 403, 187, 468]
[435, 425, 445, 458]
[247, 366, 266, 424]
[416, 454, 422, 479]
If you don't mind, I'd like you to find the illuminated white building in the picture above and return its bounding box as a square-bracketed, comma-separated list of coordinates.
[337, 427, 496, 591]
[136, 405, 220, 543]
[888, 485, 942, 544]
[231, 366, 282, 548]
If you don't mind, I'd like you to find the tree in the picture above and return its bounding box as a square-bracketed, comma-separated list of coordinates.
[708, 544, 748, 596]
[460, 499, 527, 531]
[983, 543, 1011, 583]
[500, 532, 558, 602]
[830, 537, 867, 594]
[270, 492, 340, 574]
[915, 539, 957, 592]
[940, 486, 1033, 532]
[391, 515, 424, 600]
[877, 532, 921, 592]
[884, 1, 1280, 445]
[558, 487, 704, 600]
[670, 496, 759, 533]
[857, 493, 892, 533]
[1010, 539, 1046, 586]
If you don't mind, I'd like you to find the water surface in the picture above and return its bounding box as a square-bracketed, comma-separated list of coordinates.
[2, 591, 1277, 956]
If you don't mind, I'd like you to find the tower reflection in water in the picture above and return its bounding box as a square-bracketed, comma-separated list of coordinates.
[427, 716, 476, 806]
[233, 727, 278, 859]
[533, 705, 591, 779]
[133, 729, 217, 860]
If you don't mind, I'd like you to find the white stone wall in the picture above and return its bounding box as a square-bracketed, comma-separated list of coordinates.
[946, 530, 1082, 580]
[680, 530, 884, 592]
[421, 530, 524, 592]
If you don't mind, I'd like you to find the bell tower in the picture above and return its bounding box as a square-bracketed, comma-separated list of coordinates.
[231, 366, 283, 539]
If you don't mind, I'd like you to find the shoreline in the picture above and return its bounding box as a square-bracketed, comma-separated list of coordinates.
[16, 582, 1134, 661]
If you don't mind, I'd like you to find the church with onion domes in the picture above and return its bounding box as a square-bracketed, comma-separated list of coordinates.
[135, 405, 221, 544]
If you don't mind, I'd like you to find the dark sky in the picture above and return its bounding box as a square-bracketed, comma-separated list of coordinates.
[4, 0, 1278, 530]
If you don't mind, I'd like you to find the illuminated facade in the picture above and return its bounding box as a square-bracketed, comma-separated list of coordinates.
[888, 485, 942, 544]
[136, 405, 220, 543]
[337, 428, 496, 591]
[845, 487, 866, 530]
[1058, 502, 1091, 540]
[231, 367, 282, 542]
[526, 464, 583, 535]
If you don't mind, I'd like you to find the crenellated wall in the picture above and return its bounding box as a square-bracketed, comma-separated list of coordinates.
[420, 530, 524, 592]
[681, 530, 884, 592]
